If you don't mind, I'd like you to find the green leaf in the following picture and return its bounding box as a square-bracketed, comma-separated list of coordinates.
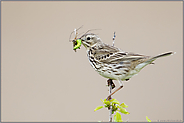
[104, 105, 108, 108]
[104, 100, 110, 105]
[101, 99, 104, 103]
[146, 116, 151, 122]
[114, 111, 123, 122]
[117, 105, 123, 111]
[119, 108, 130, 114]
[94, 106, 103, 112]
[112, 104, 118, 112]
[113, 114, 117, 122]
[109, 98, 115, 102]
[112, 111, 114, 114]
[120, 102, 128, 108]
[112, 107, 118, 112]
[113, 113, 117, 122]
[110, 99, 120, 105]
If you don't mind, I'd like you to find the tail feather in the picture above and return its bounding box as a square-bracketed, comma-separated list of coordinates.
[151, 51, 175, 60]
[145, 51, 175, 64]
[135, 51, 175, 71]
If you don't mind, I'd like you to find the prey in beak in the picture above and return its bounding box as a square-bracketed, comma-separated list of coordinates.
[69, 25, 83, 52]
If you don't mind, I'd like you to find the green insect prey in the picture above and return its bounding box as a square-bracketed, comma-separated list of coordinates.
[73, 39, 82, 50]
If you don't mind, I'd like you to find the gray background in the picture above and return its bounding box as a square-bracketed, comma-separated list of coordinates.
[1, 1, 183, 122]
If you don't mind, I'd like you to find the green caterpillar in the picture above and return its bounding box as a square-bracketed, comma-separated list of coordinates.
[73, 39, 82, 50]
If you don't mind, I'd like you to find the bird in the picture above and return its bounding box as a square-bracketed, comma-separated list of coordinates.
[72, 32, 174, 100]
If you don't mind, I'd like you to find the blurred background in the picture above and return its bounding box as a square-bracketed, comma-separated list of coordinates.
[1, 1, 183, 122]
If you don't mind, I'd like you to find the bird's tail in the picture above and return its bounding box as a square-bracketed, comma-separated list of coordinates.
[146, 51, 175, 64]
[134, 51, 175, 72]
[151, 51, 175, 60]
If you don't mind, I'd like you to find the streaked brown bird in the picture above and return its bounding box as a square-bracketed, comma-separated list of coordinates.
[73, 32, 174, 100]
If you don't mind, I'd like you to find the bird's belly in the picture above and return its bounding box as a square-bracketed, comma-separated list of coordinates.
[98, 70, 118, 80]
[97, 67, 128, 80]
[123, 70, 138, 80]
[97, 66, 140, 81]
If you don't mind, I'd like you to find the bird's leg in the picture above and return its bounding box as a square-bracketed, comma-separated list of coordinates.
[106, 80, 123, 100]
[107, 79, 116, 89]
[107, 79, 115, 101]
[106, 86, 123, 100]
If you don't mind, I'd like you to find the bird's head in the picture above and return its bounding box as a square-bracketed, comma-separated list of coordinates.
[80, 33, 102, 49]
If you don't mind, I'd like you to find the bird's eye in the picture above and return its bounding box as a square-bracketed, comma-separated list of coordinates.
[87, 37, 91, 40]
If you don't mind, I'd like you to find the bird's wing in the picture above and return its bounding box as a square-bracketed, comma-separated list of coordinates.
[93, 44, 150, 64]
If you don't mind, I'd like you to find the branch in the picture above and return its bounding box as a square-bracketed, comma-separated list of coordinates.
[112, 32, 116, 46]
[109, 32, 116, 122]
[107, 79, 113, 122]
[109, 84, 112, 122]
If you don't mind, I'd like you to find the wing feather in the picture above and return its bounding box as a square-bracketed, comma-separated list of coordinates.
[93, 43, 151, 64]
